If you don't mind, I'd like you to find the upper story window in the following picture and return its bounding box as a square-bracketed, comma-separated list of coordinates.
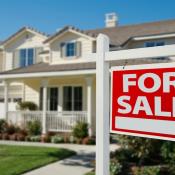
[145, 41, 165, 47]
[60, 42, 81, 58]
[66, 43, 76, 57]
[20, 48, 34, 67]
[145, 41, 166, 60]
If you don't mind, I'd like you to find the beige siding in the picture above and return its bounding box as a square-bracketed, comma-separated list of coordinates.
[23, 76, 96, 120]
[0, 51, 3, 72]
[126, 37, 175, 49]
[24, 79, 40, 106]
[50, 31, 93, 64]
[4, 31, 46, 71]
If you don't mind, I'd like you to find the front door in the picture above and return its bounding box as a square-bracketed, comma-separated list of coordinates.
[49, 88, 58, 111]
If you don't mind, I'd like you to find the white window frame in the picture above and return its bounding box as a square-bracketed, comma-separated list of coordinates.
[144, 41, 165, 47]
[63, 85, 83, 111]
[19, 48, 35, 67]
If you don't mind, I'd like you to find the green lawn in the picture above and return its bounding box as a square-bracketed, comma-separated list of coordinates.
[0, 145, 75, 175]
[86, 172, 95, 175]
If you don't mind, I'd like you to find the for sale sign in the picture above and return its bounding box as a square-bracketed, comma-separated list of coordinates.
[111, 64, 175, 141]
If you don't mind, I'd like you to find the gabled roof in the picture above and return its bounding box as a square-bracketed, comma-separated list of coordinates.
[44, 25, 96, 43]
[1, 26, 49, 46]
[44, 19, 175, 47]
[86, 19, 175, 46]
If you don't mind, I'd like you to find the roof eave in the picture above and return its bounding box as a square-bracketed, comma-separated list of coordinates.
[44, 26, 96, 44]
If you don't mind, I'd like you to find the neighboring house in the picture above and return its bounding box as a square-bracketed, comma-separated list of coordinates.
[0, 13, 175, 135]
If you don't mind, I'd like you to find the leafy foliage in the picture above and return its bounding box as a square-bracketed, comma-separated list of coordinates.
[27, 121, 41, 136]
[131, 166, 161, 175]
[18, 101, 38, 111]
[30, 135, 41, 142]
[51, 135, 64, 143]
[110, 159, 122, 175]
[161, 141, 175, 164]
[0, 119, 7, 133]
[72, 121, 89, 139]
[117, 135, 162, 165]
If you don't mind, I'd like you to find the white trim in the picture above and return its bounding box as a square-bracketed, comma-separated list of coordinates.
[62, 85, 83, 111]
[110, 130, 175, 142]
[3, 29, 47, 47]
[133, 33, 175, 41]
[111, 62, 175, 71]
[0, 69, 96, 79]
[47, 28, 95, 44]
[106, 44, 175, 61]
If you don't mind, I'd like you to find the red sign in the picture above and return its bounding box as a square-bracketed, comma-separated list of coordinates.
[111, 65, 175, 141]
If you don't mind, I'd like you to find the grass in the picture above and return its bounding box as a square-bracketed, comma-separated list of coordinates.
[0, 145, 75, 175]
[85, 172, 95, 175]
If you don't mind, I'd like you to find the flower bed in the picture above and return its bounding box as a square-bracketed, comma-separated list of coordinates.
[0, 119, 95, 145]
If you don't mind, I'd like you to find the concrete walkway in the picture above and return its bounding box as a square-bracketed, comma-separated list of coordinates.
[0, 141, 118, 175]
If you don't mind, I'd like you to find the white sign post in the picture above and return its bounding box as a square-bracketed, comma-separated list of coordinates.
[96, 34, 110, 175]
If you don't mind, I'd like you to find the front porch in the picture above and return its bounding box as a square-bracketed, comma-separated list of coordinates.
[3, 74, 96, 136]
[7, 111, 88, 132]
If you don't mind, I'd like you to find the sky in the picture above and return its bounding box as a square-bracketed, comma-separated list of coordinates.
[0, 0, 175, 40]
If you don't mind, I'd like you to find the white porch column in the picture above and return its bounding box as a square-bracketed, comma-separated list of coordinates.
[4, 80, 9, 120]
[42, 79, 48, 135]
[86, 77, 93, 136]
[58, 86, 63, 112]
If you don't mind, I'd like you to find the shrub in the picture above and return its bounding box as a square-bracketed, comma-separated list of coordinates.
[82, 137, 96, 145]
[2, 133, 9, 140]
[63, 134, 70, 143]
[87, 137, 96, 145]
[25, 135, 31, 142]
[51, 135, 64, 143]
[18, 101, 38, 111]
[41, 135, 51, 143]
[0, 119, 7, 133]
[9, 134, 18, 141]
[27, 121, 41, 136]
[131, 165, 161, 175]
[82, 137, 90, 145]
[73, 121, 89, 139]
[69, 135, 76, 144]
[5, 124, 17, 135]
[110, 159, 122, 175]
[30, 135, 41, 142]
[117, 135, 162, 165]
[16, 134, 25, 141]
[161, 141, 175, 164]
[17, 128, 27, 136]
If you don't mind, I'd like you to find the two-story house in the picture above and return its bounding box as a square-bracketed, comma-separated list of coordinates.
[0, 13, 175, 135]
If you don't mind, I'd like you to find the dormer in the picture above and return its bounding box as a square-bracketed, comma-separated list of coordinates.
[1, 27, 48, 71]
[44, 26, 96, 65]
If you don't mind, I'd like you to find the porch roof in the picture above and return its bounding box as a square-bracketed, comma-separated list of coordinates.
[1, 62, 95, 74]
[0, 58, 171, 79]
[0, 62, 96, 79]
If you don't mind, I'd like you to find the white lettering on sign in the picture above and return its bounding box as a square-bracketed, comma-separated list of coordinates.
[118, 72, 175, 117]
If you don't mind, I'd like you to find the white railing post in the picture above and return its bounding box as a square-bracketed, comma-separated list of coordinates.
[4, 80, 9, 120]
[96, 34, 110, 175]
[86, 76, 93, 136]
[42, 80, 48, 135]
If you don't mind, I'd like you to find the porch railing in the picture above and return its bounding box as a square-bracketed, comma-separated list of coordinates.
[7, 111, 87, 132]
